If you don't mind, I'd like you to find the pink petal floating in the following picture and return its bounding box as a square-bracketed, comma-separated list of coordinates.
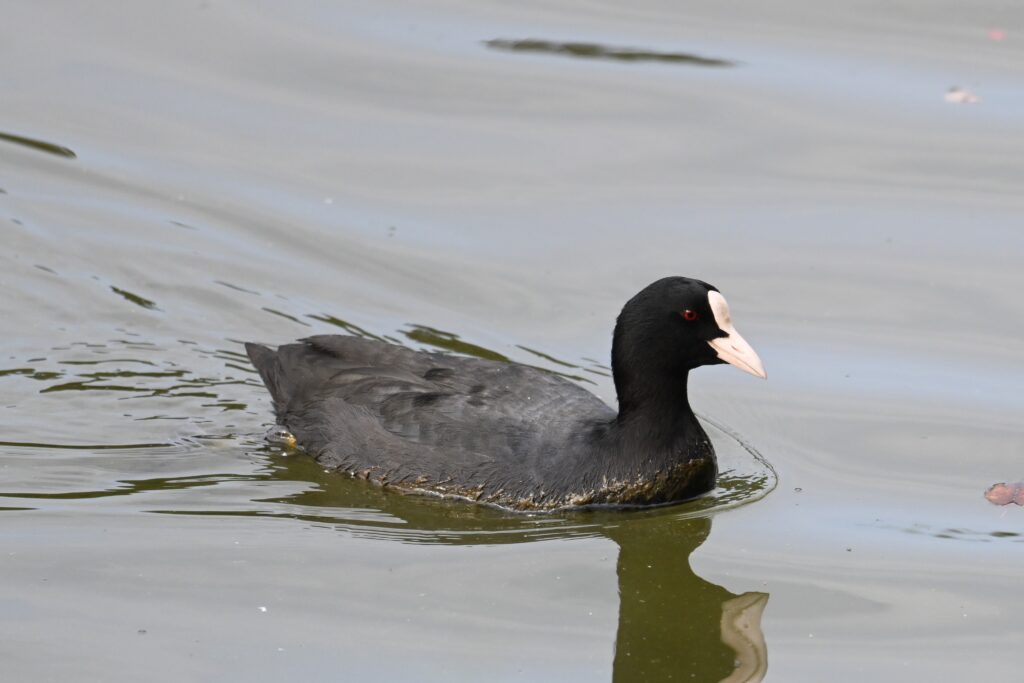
[988, 29, 1007, 42]
[985, 482, 1024, 506]
[945, 87, 980, 104]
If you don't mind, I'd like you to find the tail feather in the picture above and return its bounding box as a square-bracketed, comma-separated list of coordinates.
[245, 342, 288, 416]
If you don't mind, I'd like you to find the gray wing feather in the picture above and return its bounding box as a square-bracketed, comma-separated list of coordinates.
[249, 335, 613, 481]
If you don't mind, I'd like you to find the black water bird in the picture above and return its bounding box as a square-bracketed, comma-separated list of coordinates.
[245, 277, 765, 510]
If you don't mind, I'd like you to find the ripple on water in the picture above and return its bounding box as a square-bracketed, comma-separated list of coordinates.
[1, 337, 263, 421]
[0, 334, 269, 509]
[483, 39, 736, 67]
[0, 438, 216, 499]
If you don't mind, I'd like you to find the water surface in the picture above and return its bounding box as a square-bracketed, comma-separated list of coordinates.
[2, 1, 1023, 681]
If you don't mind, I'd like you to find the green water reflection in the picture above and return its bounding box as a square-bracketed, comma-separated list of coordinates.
[608, 521, 768, 682]
[403, 323, 596, 383]
[404, 324, 510, 362]
[110, 286, 159, 310]
[0, 130, 76, 158]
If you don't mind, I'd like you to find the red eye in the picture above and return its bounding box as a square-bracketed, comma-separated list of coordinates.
[682, 310, 698, 321]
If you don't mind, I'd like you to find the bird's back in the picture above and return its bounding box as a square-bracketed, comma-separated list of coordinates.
[246, 335, 615, 505]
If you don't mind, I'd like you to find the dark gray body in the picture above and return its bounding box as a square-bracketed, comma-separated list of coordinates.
[245, 334, 716, 510]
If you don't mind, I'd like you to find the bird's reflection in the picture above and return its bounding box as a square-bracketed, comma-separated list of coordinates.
[605, 517, 768, 682]
[249, 453, 769, 683]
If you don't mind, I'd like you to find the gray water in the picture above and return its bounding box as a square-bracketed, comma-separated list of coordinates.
[2, 1, 1023, 681]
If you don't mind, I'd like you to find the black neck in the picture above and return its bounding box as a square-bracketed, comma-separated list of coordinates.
[613, 370, 704, 452]
[604, 324, 714, 462]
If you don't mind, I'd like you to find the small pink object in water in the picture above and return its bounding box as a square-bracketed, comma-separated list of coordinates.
[988, 29, 1007, 41]
[984, 482, 1024, 506]
[945, 87, 981, 104]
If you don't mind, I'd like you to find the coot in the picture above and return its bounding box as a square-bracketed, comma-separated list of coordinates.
[246, 277, 765, 510]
